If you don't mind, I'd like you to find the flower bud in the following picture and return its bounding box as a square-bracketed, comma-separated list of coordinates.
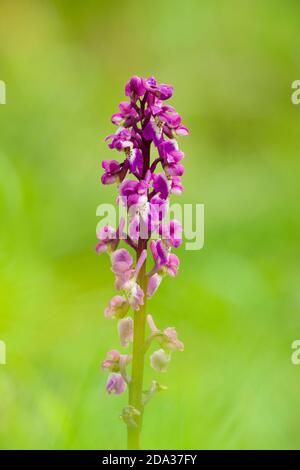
[104, 295, 129, 319]
[150, 349, 170, 372]
[121, 405, 141, 428]
[106, 373, 126, 395]
[118, 317, 134, 347]
[102, 349, 131, 372]
[143, 380, 168, 405]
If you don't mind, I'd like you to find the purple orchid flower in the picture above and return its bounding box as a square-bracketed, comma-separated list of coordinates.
[143, 76, 173, 100]
[150, 240, 180, 277]
[142, 116, 164, 146]
[112, 101, 139, 127]
[101, 160, 123, 185]
[125, 76, 146, 100]
[119, 173, 164, 240]
[158, 140, 184, 165]
[142, 101, 189, 145]
[119, 177, 149, 208]
[105, 127, 133, 151]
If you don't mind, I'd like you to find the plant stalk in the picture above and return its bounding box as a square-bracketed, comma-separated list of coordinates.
[127, 136, 150, 450]
[127, 239, 148, 449]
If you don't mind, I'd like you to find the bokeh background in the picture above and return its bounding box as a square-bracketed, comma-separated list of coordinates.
[0, 0, 300, 450]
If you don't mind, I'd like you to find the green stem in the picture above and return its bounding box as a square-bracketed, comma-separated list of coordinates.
[127, 239, 148, 450]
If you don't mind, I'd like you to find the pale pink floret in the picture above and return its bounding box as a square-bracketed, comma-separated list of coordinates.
[150, 349, 170, 372]
[106, 373, 126, 394]
[147, 273, 162, 298]
[127, 282, 144, 310]
[111, 249, 146, 311]
[102, 349, 131, 371]
[111, 248, 133, 274]
[163, 327, 184, 352]
[118, 317, 134, 347]
[115, 270, 134, 291]
[104, 295, 129, 319]
[147, 314, 184, 352]
[165, 253, 179, 277]
[102, 349, 121, 370]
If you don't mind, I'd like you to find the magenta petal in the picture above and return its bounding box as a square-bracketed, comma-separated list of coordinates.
[156, 240, 169, 265]
[151, 195, 169, 221]
[102, 160, 119, 171]
[156, 84, 173, 100]
[129, 148, 143, 177]
[125, 76, 146, 98]
[165, 163, 185, 177]
[142, 119, 156, 141]
[111, 113, 123, 125]
[152, 173, 169, 200]
[150, 240, 158, 263]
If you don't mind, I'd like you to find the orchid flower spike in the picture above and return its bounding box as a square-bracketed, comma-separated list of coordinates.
[98, 75, 188, 449]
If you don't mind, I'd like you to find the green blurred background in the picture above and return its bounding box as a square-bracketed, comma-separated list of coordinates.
[0, 0, 300, 450]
